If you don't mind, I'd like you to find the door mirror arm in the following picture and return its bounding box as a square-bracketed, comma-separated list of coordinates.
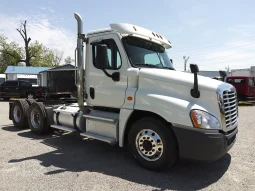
[102, 69, 120, 82]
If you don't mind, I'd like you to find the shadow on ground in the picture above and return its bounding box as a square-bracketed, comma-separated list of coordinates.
[5, 126, 231, 190]
[1, 125, 26, 132]
[238, 101, 255, 107]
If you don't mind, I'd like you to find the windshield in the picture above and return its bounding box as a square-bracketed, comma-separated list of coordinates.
[122, 36, 174, 70]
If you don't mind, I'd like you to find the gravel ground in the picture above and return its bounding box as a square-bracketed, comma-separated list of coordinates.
[0, 101, 255, 191]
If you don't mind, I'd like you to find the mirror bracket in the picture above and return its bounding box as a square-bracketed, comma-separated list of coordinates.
[190, 64, 200, 98]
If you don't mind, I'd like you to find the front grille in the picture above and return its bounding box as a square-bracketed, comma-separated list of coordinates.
[223, 90, 238, 128]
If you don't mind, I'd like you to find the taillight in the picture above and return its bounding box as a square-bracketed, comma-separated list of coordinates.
[39, 88, 43, 93]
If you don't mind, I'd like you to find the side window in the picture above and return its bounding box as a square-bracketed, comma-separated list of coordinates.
[92, 39, 121, 70]
[249, 78, 254, 86]
[2, 81, 18, 87]
[20, 82, 30, 87]
[20, 82, 25, 87]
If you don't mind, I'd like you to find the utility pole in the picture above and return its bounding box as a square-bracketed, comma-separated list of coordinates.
[183, 56, 190, 72]
[225, 65, 230, 74]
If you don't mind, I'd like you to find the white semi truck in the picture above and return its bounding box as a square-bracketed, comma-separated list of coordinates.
[9, 13, 238, 171]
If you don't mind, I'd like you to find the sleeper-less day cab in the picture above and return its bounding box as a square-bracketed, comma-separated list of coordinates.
[9, 13, 238, 171]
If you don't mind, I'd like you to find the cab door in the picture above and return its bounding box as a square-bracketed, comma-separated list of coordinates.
[86, 33, 128, 109]
[248, 78, 255, 98]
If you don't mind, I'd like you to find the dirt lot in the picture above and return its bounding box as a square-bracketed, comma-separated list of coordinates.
[0, 101, 255, 191]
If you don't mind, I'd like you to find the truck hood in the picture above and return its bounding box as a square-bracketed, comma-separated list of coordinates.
[139, 68, 224, 92]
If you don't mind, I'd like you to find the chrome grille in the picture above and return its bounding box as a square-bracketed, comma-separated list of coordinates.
[223, 90, 238, 128]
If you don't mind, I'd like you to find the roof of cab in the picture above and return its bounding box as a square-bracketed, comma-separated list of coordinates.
[86, 23, 172, 49]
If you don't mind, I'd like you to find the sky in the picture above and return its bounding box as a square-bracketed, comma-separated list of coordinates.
[0, 0, 255, 71]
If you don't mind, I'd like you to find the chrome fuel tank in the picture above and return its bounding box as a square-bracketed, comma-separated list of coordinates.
[53, 105, 85, 130]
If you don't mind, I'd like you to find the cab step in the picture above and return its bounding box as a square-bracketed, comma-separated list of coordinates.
[51, 125, 77, 132]
[80, 132, 116, 144]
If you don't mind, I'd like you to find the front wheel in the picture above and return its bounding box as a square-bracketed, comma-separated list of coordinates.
[128, 117, 178, 171]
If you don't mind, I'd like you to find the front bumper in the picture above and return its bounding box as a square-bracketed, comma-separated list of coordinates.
[171, 125, 238, 162]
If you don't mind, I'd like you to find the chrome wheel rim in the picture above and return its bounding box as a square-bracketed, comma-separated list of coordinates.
[13, 106, 21, 123]
[135, 129, 164, 161]
[31, 109, 40, 129]
[27, 94, 34, 99]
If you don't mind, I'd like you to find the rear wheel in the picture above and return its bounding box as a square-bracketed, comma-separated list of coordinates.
[128, 117, 178, 171]
[27, 102, 50, 135]
[11, 100, 29, 129]
[26, 98, 36, 105]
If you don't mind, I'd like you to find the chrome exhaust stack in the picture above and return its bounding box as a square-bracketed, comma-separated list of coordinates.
[74, 12, 89, 114]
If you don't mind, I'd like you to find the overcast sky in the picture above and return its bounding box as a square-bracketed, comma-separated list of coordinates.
[0, 0, 255, 71]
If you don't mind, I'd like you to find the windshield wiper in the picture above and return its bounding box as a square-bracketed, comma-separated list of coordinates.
[160, 66, 175, 70]
[135, 64, 160, 68]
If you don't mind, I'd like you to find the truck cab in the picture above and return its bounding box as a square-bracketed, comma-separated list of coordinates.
[226, 76, 255, 101]
[9, 13, 238, 171]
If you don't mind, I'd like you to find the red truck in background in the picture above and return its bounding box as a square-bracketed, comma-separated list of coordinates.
[226, 76, 255, 101]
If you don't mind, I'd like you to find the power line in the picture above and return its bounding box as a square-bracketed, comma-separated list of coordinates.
[177, 35, 255, 53]
[197, 55, 255, 67]
[190, 48, 255, 62]
[186, 43, 255, 58]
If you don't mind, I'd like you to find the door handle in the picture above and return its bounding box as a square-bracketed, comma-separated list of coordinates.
[90, 87, 95, 99]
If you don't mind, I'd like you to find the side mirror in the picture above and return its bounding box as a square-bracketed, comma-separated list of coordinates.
[190, 64, 200, 98]
[190, 64, 199, 73]
[219, 70, 227, 82]
[219, 70, 227, 78]
[170, 59, 173, 65]
[95, 44, 108, 69]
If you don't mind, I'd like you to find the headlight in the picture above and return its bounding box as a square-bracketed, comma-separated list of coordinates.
[190, 110, 221, 129]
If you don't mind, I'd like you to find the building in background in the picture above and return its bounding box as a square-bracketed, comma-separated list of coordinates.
[198, 71, 231, 78]
[4, 66, 52, 86]
[231, 66, 255, 76]
[39, 64, 77, 97]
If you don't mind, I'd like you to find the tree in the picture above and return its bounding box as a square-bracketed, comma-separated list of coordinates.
[0, 20, 64, 70]
[0, 35, 23, 73]
[64, 56, 74, 65]
[29, 41, 63, 67]
[16, 20, 34, 66]
[44, 49, 63, 67]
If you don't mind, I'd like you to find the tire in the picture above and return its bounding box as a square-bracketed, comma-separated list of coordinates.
[128, 117, 178, 171]
[26, 99, 36, 105]
[27, 92, 35, 100]
[27, 102, 50, 135]
[11, 100, 29, 129]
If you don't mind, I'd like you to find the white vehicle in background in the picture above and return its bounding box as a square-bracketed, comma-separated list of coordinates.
[0, 74, 6, 85]
[8, 13, 238, 171]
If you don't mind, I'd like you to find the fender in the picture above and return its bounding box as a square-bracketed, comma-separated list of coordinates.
[134, 93, 199, 127]
[118, 93, 207, 147]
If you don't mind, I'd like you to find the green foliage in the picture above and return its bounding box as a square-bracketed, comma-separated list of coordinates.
[0, 34, 64, 73]
[64, 56, 74, 65]
[29, 41, 63, 67]
[0, 35, 23, 73]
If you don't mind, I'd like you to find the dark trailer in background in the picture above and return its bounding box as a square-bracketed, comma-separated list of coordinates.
[39, 64, 77, 101]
